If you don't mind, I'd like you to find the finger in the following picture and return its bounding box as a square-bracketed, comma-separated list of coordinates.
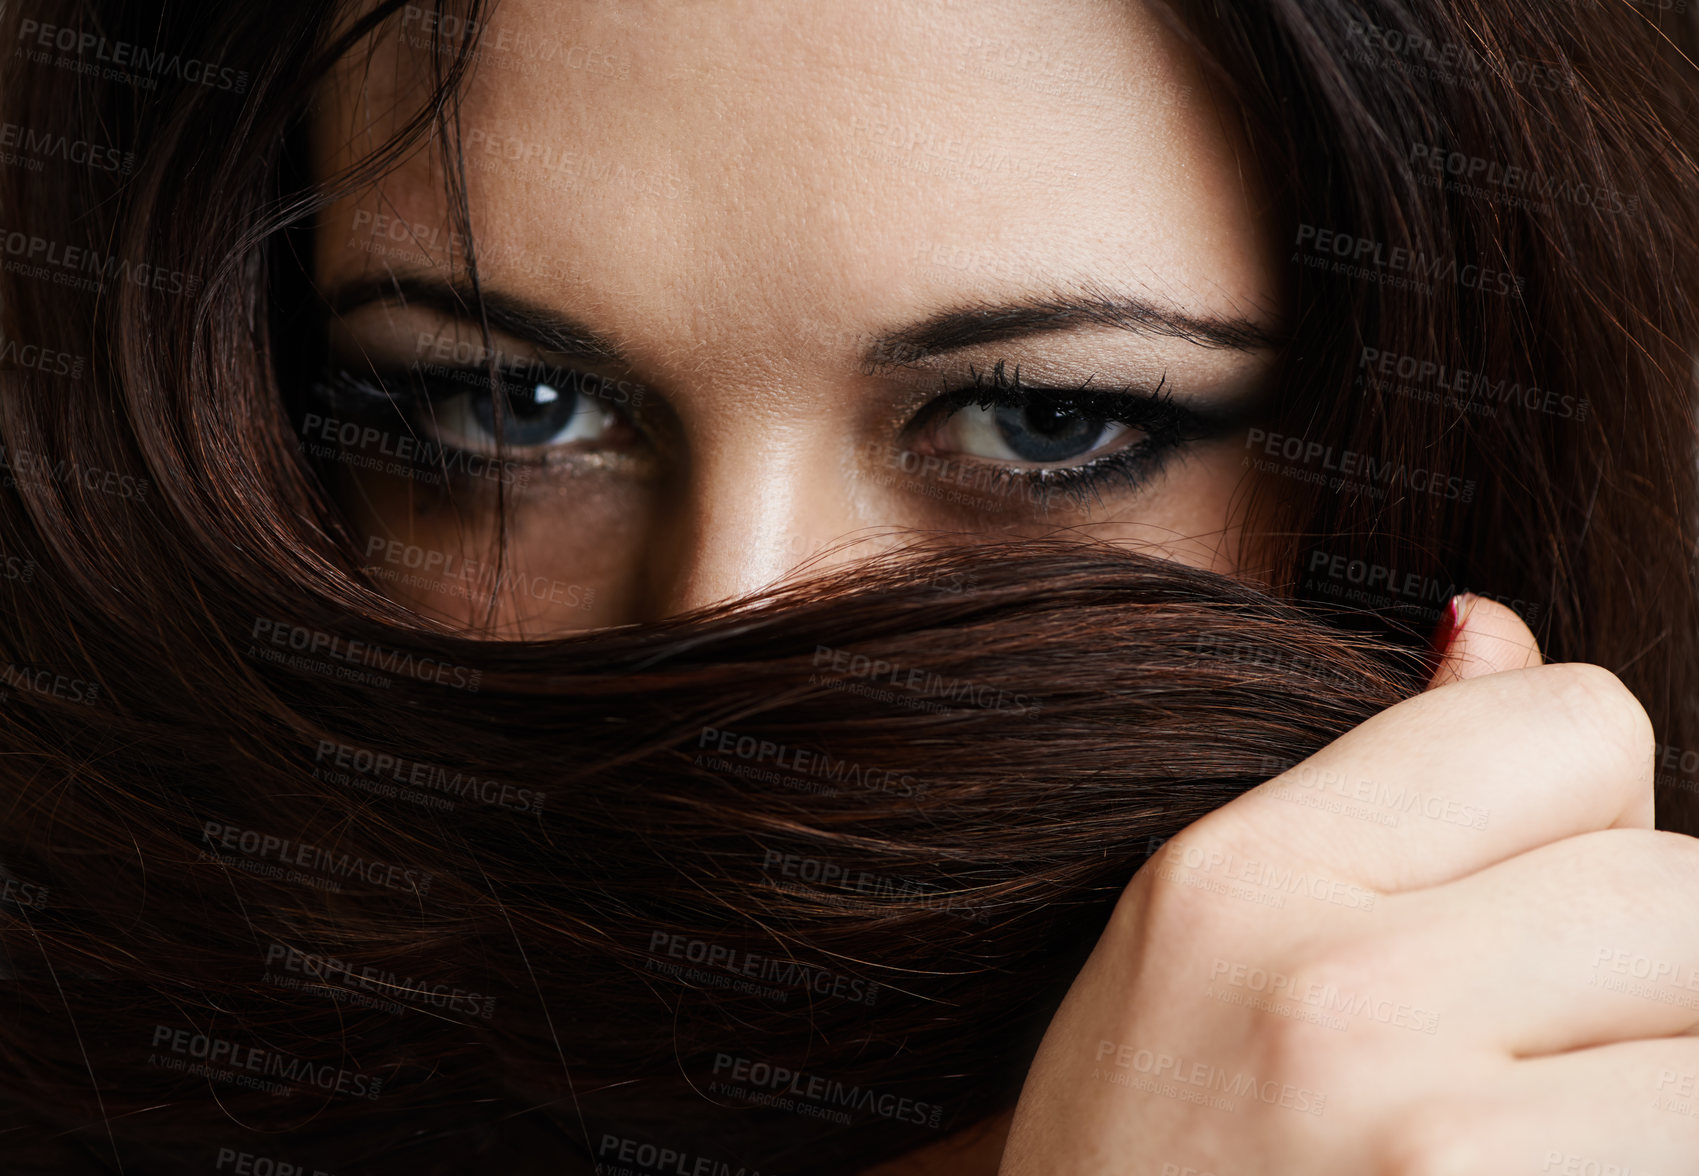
[1390, 828, 1699, 1056]
[1473, 1037, 1699, 1173]
[1185, 661, 1656, 895]
[1355, 1037, 1699, 1175]
[1426, 593, 1543, 690]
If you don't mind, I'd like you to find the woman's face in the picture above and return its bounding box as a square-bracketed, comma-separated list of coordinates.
[312, 0, 1283, 636]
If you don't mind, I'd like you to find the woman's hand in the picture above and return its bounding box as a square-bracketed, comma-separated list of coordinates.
[998, 596, 1699, 1175]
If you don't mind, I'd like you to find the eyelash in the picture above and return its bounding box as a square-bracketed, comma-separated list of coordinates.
[910, 360, 1228, 508]
[304, 356, 1227, 504]
[309, 363, 604, 420]
[305, 361, 635, 467]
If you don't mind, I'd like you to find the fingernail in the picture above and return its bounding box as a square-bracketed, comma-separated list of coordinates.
[1427, 592, 1475, 657]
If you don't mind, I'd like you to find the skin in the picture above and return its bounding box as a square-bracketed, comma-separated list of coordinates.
[998, 608, 1699, 1175]
[310, 2, 1278, 1164]
[310, 0, 1283, 638]
[306, 6, 1699, 1173]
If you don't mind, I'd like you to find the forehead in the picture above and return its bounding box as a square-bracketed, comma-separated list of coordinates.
[315, 0, 1277, 359]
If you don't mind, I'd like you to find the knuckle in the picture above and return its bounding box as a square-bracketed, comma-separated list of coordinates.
[1122, 826, 1269, 951]
[1135, 819, 1254, 904]
[1126, 836, 1221, 931]
[1533, 662, 1654, 771]
[1139, 822, 1227, 890]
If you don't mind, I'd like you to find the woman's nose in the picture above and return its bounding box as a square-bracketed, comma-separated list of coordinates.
[640, 422, 885, 617]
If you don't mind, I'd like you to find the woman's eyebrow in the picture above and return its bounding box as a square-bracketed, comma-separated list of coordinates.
[326, 272, 626, 362]
[324, 271, 1282, 371]
[863, 286, 1284, 373]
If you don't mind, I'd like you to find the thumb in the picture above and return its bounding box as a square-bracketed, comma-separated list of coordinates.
[1425, 592, 1543, 689]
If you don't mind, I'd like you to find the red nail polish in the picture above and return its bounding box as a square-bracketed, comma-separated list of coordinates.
[1427, 593, 1471, 658]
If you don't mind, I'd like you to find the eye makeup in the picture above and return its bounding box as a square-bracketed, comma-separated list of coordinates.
[898, 359, 1245, 509]
[305, 312, 1253, 511]
[303, 351, 652, 491]
[311, 361, 642, 450]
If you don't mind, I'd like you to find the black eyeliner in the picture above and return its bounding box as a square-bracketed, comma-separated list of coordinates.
[307, 358, 644, 431]
[900, 359, 1246, 509]
[934, 359, 1240, 441]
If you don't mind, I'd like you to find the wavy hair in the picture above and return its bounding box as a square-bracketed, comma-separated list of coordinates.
[0, 0, 1695, 1171]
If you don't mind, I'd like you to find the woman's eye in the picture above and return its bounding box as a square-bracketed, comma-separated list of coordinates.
[934, 401, 1136, 464]
[426, 371, 628, 455]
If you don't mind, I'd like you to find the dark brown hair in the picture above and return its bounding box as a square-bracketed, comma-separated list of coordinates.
[0, 0, 1695, 1172]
